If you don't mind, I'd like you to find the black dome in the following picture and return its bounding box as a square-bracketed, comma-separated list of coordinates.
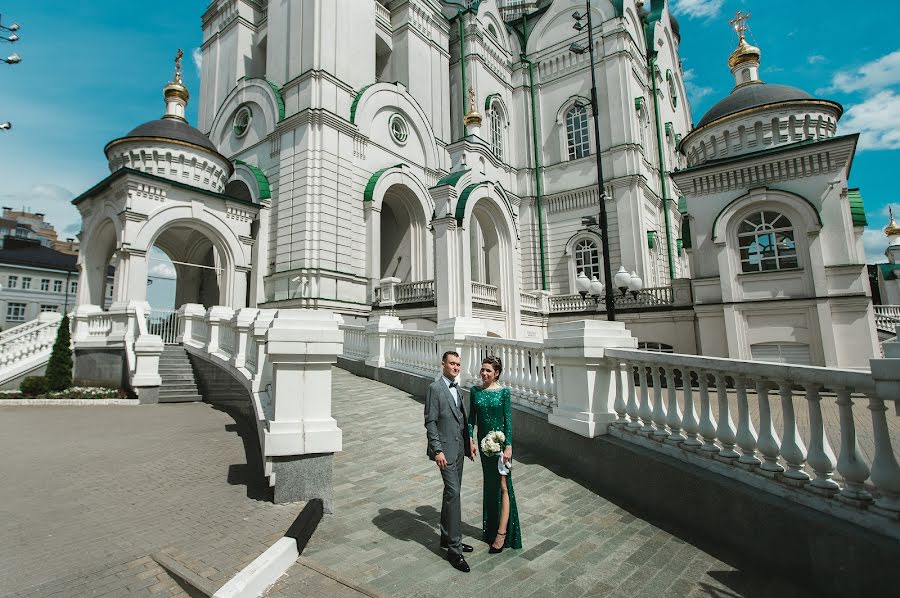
[116, 117, 218, 153]
[696, 83, 815, 128]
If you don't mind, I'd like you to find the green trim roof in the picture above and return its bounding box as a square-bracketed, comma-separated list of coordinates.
[363, 164, 406, 202]
[238, 76, 285, 121]
[677, 196, 688, 214]
[350, 83, 376, 124]
[879, 263, 900, 281]
[848, 188, 867, 227]
[484, 93, 502, 112]
[234, 160, 271, 199]
[431, 169, 470, 189]
[455, 182, 489, 224]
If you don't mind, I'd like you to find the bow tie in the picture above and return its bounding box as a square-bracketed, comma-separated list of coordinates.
[449, 382, 458, 389]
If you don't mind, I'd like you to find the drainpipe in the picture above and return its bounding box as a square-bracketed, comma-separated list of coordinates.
[458, 14, 467, 138]
[520, 53, 548, 291]
[648, 54, 676, 280]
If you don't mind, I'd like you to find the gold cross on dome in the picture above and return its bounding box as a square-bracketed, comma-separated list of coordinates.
[174, 48, 184, 82]
[729, 10, 751, 40]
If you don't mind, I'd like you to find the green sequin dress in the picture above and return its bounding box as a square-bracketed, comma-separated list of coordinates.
[469, 386, 522, 549]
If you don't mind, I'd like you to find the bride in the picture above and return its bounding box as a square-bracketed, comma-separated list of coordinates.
[469, 356, 522, 552]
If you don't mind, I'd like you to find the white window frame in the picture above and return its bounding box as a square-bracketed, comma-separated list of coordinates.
[40, 304, 58, 313]
[7, 275, 17, 289]
[489, 102, 505, 161]
[565, 105, 591, 161]
[21, 277, 31, 290]
[6, 302, 26, 322]
[737, 210, 798, 273]
[53, 280, 62, 293]
[40, 279, 50, 291]
[565, 231, 604, 293]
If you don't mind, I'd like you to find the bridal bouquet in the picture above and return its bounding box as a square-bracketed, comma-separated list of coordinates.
[480, 430, 506, 457]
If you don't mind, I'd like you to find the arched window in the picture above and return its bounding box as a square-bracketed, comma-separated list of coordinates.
[574, 238, 600, 282]
[489, 102, 504, 160]
[737, 210, 798, 273]
[566, 105, 590, 160]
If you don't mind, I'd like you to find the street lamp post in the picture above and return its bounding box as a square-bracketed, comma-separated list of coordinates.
[571, 2, 615, 319]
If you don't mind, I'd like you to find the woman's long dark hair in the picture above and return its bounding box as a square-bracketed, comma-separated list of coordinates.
[482, 355, 503, 380]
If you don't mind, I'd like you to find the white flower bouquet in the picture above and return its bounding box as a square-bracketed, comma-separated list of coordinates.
[480, 430, 506, 457]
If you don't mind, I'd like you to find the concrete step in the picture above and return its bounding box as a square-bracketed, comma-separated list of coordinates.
[159, 384, 199, 392]
[158, 374, 197, 382]
[157, 393, 203, 403]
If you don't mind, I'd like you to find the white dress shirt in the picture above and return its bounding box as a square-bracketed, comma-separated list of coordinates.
[442, 375, 459, 409]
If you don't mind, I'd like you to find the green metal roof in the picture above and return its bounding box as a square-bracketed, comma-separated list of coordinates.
[677, 196, 688, 214]
[455, 182, 489, 224]
[238, 76, 285, 121]
[880, 263, 900, 280]
[350, 83, 376, 124]
[363, 164, 406, 202]
[431, 169, 470, 189]
[234, 160, 271, 199]
[848, 188, 867, 227]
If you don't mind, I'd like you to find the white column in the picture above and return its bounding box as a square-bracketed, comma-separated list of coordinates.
[176, 303, 207, 346]
[264, 309, 343, 456]
[433, 215, 472, 322]
[205, 305, 234, 356]
[230, 307, 260, 370]
[545, 320, 638, 438]
[365, 314, 403, 368]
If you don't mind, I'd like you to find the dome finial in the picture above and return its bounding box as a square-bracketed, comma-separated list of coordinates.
[886, 206, 900, 243]
[727, 10, 762, 86]
[163, 48, 190, 121]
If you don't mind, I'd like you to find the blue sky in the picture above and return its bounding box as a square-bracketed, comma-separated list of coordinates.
[1, 1, 897, 308]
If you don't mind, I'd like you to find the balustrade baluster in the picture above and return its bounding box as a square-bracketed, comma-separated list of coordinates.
[665, 366, 684, 442]
[638, 366, 654, 434]
[804, 385, 838, 494]
[613, 360, 627, 425]
[756, 381, 783, 473]
[626, 364, 640, 429]
[867, 394, 900, 514]
[715, 374, 739, 459]
[651, 367, 669, 438]
[734, 377, 760, 466]
[778, 382, 809, 481]
[835, 389, 872, 503]
[697, 372, 719, 453]
[682, 370, 701, 447]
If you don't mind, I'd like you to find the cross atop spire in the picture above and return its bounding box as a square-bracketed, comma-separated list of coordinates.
[729, 10, 751, 41]
[174, 48, 184, 83]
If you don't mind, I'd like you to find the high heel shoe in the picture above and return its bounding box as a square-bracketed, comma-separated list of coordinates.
[489, 531, 507, 554]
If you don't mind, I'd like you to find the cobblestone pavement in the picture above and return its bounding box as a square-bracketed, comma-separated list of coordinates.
[0, 403, 300, 597]
[270, 369, 815, 598]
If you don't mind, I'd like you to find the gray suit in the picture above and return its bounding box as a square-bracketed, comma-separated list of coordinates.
[424, 377, 472, 559]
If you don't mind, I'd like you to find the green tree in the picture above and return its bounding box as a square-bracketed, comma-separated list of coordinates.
[45, 315, 73, 392]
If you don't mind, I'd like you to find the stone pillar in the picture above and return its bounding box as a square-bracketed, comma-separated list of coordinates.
[264, 309, 343, 509]
[131, 333, 163, 405]
[205, 305, 234, 356]
[433, 216, 472, 322]
[177, 303, 207, 346]
[250, 309, 278, 393]
[365, 314, 403, 368]
[545, 320, 637, 438]
[671, 278, 693, 307]
[364, 202, 382, 297]
[378, 277, 401, 310]
[72, 304, 103, 343]
[435, 317, 486, 385]
[230, 308, 260, 371]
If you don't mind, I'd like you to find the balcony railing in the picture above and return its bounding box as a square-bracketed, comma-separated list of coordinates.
[472, 281, 501, 307]
[374, 1, 391, 31]
[549, 287, 675, 314]
[875, 305, 900, 335]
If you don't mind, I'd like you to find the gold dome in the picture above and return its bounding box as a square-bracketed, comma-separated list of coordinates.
[886, 207, 900, 237]
[164, 81, 190, 104]
[728, 36, 761, 69]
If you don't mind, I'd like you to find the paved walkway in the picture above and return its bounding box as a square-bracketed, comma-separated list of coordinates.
[268, 369, 814, 597]
[0, 403, 300, 597]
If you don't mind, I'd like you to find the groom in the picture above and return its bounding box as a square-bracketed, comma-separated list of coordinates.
[424, 350, 477, 572]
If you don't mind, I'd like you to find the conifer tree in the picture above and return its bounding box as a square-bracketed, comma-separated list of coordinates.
[46, 315, 73, 392]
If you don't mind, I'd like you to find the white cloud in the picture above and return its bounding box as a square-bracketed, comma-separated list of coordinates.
[0, 184, 81, 238]
[672, 0, 723, 19]
[192, 48, 203, 78]
[683, 69, 713, 104]
[148, 260, 176, 280]
[840, 90, 900, 150]
[807, 55, 826, 65]
[863, 228, 889, 264]
[821, 50, 900, 94]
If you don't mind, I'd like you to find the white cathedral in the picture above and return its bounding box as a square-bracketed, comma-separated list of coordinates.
[70, 0, 881, 369]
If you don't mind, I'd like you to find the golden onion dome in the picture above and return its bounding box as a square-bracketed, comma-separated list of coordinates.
[728, 36, 761, 69]
[886, 208, 900, 237]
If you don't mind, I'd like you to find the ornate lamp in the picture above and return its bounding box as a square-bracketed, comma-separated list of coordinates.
[627, 271, 643, 298]
[589, 276, 605, 304]
[575, 270, 591, 300]
[614, 266, 632, 295]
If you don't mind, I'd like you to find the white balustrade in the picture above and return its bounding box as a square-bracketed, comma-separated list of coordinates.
[395, 280, 435, 305]
[874, 305, 900, 334]
[471, 282, 501, 307]
[374, 0, 391, 30]
[606, 348, 900, 517]
[520, 292, 541, 312]
[0, 314, 63, 384]
[340, 325, 368, 360]
[464, 335, 556, 413]
[146, 308, 179, 344]
[385, 330, 440, 378]
[548, 287, 675, 313]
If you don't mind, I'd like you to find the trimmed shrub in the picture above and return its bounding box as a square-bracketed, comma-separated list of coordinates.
[20, 376, 49, 397]
[46, 315, 73, 392]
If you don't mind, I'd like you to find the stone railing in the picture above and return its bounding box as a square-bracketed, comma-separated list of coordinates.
[472, 281, 501, 307]
[520, 291, 542, 313]
[875, 305, 900, 335]
[386, 329, 440, 379]
[464, 335, 557, 412]
[0, 313, 63, 387]
[603, 346, 900, 520]
[341, 324, 368, 360]
[549, 286, 676, 314]
[374, 0, 391, 31]
[146, 308, 180, 344]
[374, 277, 436, 308]
[178, 304, 343, 505]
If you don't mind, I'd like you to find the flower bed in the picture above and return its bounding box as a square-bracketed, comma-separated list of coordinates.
[0, 386, 121, 400]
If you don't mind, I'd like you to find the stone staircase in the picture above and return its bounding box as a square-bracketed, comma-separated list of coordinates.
[158, 345, 203, 403]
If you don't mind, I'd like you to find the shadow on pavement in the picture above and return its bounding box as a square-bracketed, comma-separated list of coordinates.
[222, 418, 272, 502]
[372, 506, 484, 557]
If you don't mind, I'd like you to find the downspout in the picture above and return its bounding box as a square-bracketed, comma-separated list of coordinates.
[648, 54, 676, 280]
[520, 53, 548, 290]
[458, 13, 467, 139]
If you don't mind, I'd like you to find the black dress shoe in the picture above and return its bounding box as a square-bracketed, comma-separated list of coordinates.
[441, 542, 474, 553]
[448, 556, 470, 572]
